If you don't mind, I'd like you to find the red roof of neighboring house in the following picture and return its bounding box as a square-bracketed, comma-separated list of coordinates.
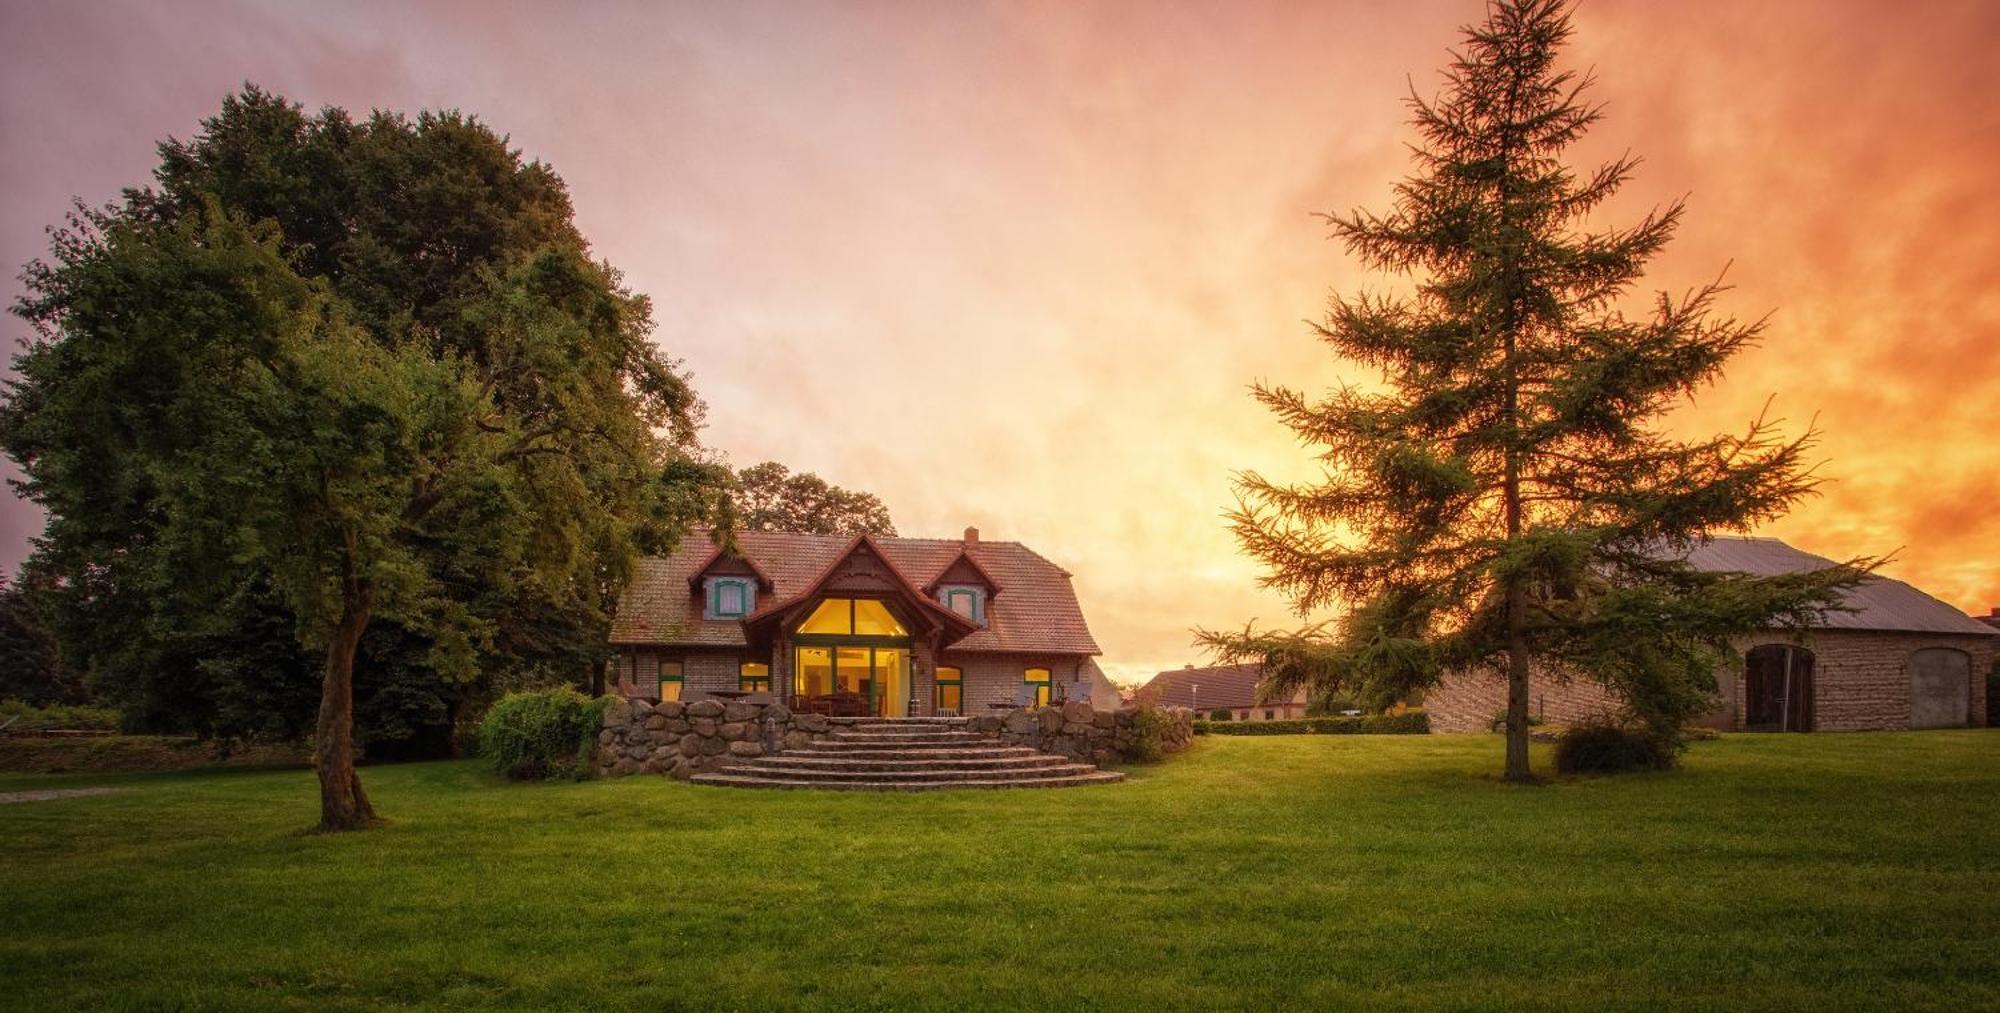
[612, 529, 1101, 655]
[1140, 663, 1301, 710]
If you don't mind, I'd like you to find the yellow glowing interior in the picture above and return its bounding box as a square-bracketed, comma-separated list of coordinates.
[797, 598, 908, 637]
[935, 665, 963, 712]
[1025, 667, 1051, 706]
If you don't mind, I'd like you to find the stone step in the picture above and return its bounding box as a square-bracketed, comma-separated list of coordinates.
[824, 732, 988, 740]
[714, 762, 1106, 784]
[793, 745, 1046, 761]
[687, 770, 1126, 792]
[734, 754, 1073, 774]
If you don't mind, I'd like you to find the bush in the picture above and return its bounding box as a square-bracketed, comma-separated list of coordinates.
[1208, 709, 1233, 721]
[1191, 711, 1429, 736]
[1125, 705, 1177, 762]
[0, 699, 121, 732]
[479, 689, 607, 781]
[1554, 721, 1678, 776]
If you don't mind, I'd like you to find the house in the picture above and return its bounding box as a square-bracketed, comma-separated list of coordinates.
[1140, 663, 1310, 721]
[608, 527, 1108, 717]
[1426, 537, 1997, 732]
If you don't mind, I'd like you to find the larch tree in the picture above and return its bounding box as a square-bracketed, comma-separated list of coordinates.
[3, 89, 720, 828]
[1202, 0, 1865, 781]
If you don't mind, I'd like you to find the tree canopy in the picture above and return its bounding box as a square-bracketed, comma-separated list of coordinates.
[1202, 0, 1865, 779]
[730, 461, 896, 536]
[2, 86, 722, 827]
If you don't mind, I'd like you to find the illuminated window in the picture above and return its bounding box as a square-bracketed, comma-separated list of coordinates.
[854, 599, 905, 636]
[707, 578, 754, 619]
[935, 666, 963, 713]
[740, 661, 771, 693]
[659, 660, 684, 702]
[795, 647, 833, 696]
[1025, 667, 1052, 707]
[797, 598, 908, 637]
[939, 586, 984, 623]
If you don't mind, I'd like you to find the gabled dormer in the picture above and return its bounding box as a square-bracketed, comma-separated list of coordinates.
[686, 543, 775, 621]
[924, 528, 1001, 626]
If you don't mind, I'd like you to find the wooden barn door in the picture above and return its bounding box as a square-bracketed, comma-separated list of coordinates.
[1745, 645, 1814, 732]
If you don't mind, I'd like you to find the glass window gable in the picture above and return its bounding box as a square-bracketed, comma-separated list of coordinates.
[797, 598, 908, 637]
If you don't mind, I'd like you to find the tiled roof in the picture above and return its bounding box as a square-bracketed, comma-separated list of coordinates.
[1140, 663, 1293, 710]
[1678, 537, 1997, 637]
[611, 529, 1101, 655]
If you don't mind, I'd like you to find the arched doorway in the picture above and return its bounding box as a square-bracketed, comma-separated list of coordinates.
[1744, 644, 1814, 732]
[1908, 648, 1971, 729]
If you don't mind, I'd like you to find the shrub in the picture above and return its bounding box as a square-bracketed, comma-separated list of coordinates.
[1209, 709, 1233, 721]
[479, 689, 607, 781]
[1554, 721, 1678, 776]
[1125, 704, 1177, 762]
[0, 699, 121, 732]
[1190, 711, 1428, 736]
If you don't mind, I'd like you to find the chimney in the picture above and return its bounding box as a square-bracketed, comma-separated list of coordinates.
[963, 526, 979, 548]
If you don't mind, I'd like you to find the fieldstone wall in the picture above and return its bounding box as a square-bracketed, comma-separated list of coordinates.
[966, 702, 1195, 765]
[595, 697, 840, 779]
[596, 699, 1195, 779]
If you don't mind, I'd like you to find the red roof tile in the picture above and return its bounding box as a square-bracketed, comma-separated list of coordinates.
[1140, 663, 1302, 710]
[612, 529, 1101, 655]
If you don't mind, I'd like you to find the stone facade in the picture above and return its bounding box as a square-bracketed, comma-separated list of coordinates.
[1425, 629, 1995, 733]
[966, 702, 1196, 766]
[596, 697, 1194, 779]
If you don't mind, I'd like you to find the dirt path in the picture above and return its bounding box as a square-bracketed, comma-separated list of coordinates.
[0, 787, 133, 805]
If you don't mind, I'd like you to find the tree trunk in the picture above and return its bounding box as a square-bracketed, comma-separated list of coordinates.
[315, 584, 379, 832]
[1503, 584, 1533, 782]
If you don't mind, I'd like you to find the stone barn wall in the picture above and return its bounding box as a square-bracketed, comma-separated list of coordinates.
[1423, 630, 1995, 733]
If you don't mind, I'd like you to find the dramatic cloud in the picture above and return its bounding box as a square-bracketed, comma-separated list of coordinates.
[3, 0, 1995, 684]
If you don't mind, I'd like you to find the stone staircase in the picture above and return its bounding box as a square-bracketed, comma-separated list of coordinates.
[689, 717, 1124, 792]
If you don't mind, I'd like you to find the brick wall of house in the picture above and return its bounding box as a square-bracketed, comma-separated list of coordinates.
[944, 652, 1094, 713]
[613, 644, 1101, 718]
[1425, 629, 1994, 732]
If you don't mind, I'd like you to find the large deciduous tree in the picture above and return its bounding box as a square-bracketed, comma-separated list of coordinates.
[1203, 0, 1864, 780]
[3, 88, 719, 828]
[731, 461, 896, 536]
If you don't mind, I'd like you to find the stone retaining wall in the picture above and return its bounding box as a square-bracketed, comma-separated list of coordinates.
[966, 702, 1195, 765]
[595, 697, 840, 779]
[596, 698, 1194, 779]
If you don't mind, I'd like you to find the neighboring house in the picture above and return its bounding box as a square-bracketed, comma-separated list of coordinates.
[609, 527, 1103, 717]
[1427, 537, 1997, 732]
[1140, 663, 1309, 721]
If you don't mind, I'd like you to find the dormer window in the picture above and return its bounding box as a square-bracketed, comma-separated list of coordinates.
[707, 577, 755, 619]
[938, 585, 985, 624]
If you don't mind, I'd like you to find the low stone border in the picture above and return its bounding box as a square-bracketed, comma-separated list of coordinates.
[969, 703, 1195, 765]
[596, 698, 1194, 780]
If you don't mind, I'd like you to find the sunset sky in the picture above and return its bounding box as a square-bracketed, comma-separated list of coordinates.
[2, 0, 1996, 685]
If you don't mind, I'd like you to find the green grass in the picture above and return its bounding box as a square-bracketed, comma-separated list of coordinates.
[3, 732, 1996, 1011]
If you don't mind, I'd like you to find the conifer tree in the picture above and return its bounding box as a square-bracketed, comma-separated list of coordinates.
[1204, 0, 1865, 780]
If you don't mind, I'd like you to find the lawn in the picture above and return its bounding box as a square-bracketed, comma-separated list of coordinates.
[3, 732, 1996, 1011]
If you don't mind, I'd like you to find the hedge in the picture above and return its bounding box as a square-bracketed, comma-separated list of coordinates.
[479, 688, 608, 781]
[1193, 711, 1429, 736]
